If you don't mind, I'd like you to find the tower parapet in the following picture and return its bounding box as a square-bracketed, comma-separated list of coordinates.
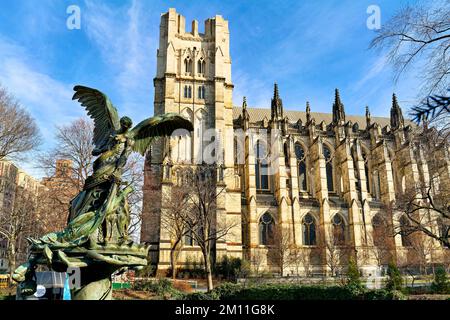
[332, 88, 346, 126]
[144, 8, 239, 272]
[390, 93, 405, 130]
[271, 83, 284, 121]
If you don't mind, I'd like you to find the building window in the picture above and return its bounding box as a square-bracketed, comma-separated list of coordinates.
[184, 229, 194, 246]
[259, 212, 275, 245]
[176, 108, 194, 163]
[399, 215, 412, 247]
[372, 213, 389, 248]
[351, 146, 360, 191]
[198, 85, 205, 99]
[437, 218, 448, 247]
[234, 136, 245, 165]
[197, 58, 205, 75]
[303, 213, 316, 245]
[362, 150, 371, 194]
[255, 140, 269, 190]
[284, 142, 289, 166]
[184, 57, 192, 74]
[184, 85, 192, 98]
[323, 146, 334, 192]
[295, 143, 307, 191]
[332, 214, 346, 245]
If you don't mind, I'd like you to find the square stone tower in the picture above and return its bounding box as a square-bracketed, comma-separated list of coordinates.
[141, 8, 242, 271]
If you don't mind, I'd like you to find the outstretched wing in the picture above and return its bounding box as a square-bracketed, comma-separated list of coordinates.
[72, 85, 121, 149]
[129, 113, 194, 156]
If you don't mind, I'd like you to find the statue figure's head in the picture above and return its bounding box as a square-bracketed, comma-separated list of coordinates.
[120, 116, 133, 132]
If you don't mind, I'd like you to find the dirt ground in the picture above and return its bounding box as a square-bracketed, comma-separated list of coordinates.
[407, 294, 450, 300]
[112, 289, 159, 300]
[0, 287, 16, 300]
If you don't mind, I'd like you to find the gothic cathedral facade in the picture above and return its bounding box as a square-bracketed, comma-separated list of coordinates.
[141, 9, 449, 276]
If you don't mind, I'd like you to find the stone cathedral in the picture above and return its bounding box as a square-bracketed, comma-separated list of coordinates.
[141, 9, 449, 276]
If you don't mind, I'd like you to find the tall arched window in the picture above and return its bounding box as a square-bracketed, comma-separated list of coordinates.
[437, 218, 448, 247]
[351, 146, 360, 191]
[195, 109, 208, 162]
[197, 58, 205, 75]
[234, 137, 239, 165]
[295, 143, 307, 191]
[303, 213, 316, 245]
[184, 57, 192, 74]
[184, 85, 192, 98]
[401, 175, 406, 194]
[234, 136, 244, 165]
[255, 140, 269, 190]
[185, 229, 194, 246]
[373, 170, 381, 199]
[323, 146, 334, 192]
[362, 149, 371, 194]
[259, 212, 275, 245]
[284, 142, 289, 166]
[175, 108, 193, 162]
[399, 215, 412, 247]
[332, 214, 346, 245]
[198, 85, 205, 99]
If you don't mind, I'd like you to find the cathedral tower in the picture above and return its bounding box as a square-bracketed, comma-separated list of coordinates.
[142, 8, 241, 271]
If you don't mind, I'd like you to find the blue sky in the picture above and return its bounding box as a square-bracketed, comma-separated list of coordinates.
[0, 0, 426, 176]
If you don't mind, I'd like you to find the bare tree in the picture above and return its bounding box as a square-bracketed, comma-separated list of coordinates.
[370, 3, 450, 97]
[393, 123, 450, 249]
[160, 185, 194, 279]
[38, 186, 73, 234]
[269, 226, 294, 276]
[0, 85, 41, 161]
[324, 239, 340, 278]
[369, 212, 396, 270]
[0, 185, 38, 279]
[409, 234, 435, 275]
[288, 247, 303, 278]
[38, 118, 94, 191]
[301, 248, 317, 278]
[250, 250, 265, 277]
[121, 153, 144, 238]
[180, 165, 237, 291]
[289, 246, 313, 278]
[321, 225, 351, 278]
[37, 118, 145, 237]
[411, 89, 450, 124]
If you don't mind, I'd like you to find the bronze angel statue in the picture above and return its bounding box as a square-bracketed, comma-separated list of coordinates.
[13, 86, 193, 299]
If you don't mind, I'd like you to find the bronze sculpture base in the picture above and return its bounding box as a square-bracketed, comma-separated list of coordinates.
[71, 265, 118, 300]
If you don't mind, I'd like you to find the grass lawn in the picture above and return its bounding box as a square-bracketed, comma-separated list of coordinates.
[0, 287, 16, 300]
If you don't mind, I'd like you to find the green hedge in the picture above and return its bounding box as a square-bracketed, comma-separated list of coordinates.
[133, 279, 185, 299]
[185, 283, 407, 300]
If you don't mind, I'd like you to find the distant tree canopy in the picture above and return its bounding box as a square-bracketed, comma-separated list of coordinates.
[0, 84, 41, 161]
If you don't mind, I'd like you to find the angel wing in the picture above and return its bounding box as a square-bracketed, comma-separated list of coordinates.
[72, 85, 121, 149]
[129, 113, 194, 156]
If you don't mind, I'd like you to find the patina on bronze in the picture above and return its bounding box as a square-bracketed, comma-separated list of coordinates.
[12, 85, 193, 300]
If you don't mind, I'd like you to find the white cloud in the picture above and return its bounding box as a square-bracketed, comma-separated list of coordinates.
[353, 55, 388, 92]
[233, 70, 273, 108]
[83, 0, 155, 120]
[0, 36, 82, 178]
